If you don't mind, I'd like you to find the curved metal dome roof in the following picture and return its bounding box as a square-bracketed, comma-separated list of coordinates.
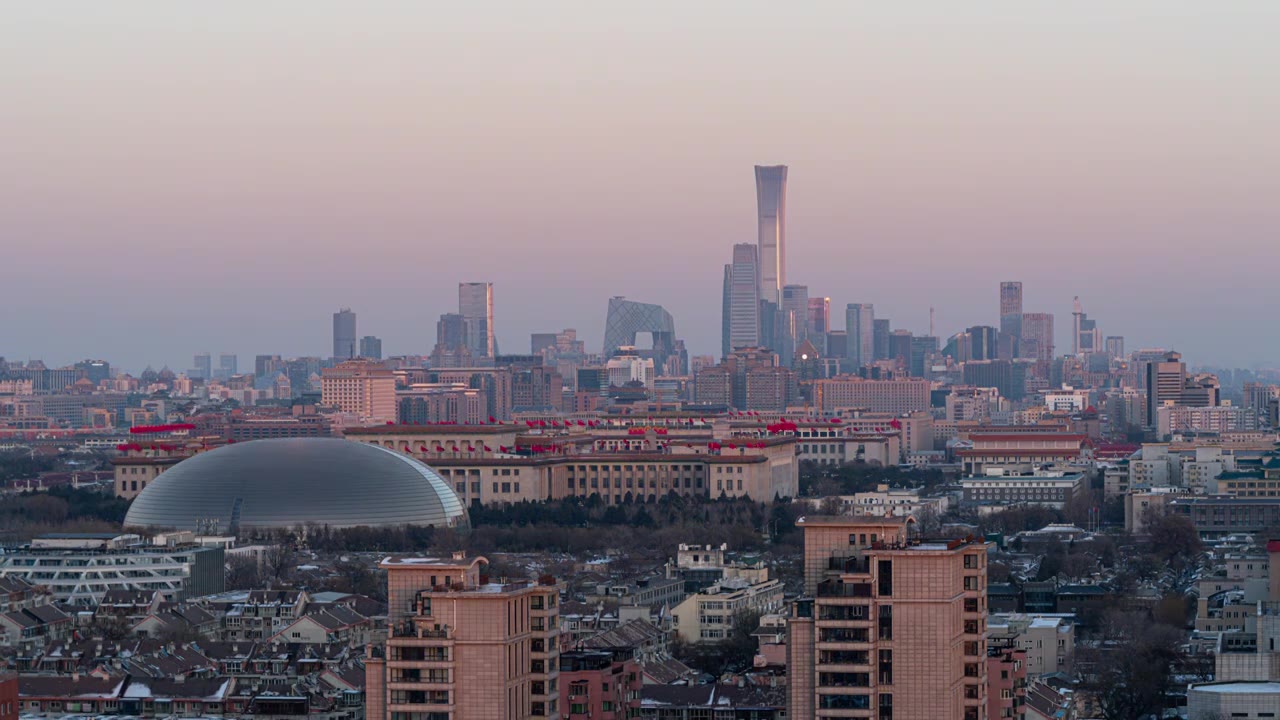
[124, 438, 467, 532]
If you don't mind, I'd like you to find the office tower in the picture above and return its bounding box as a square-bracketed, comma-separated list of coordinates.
[1105, 336, 1125, 359]
[807, 297, 831, 335]
[722, 244, 761, 357]
[888, 330, 913, 369]
[788, 517, 988, 720]
[254, 355, 282, 378]
[909, 336, 938, 378]
[459, 282, 496, 358]
[1145, 351, 1186, 426]
[872, 319, 890, 362]
[333, 308, 357, 360]
[320, 359, 396, 424]
[359, 336, 383, 360]
[755, 165, 788, 304]
[999, 281, 1023, 354]
[436, 313, 468, 352]
[192, 353, 212, 381]
[825, 331, 848, 363]
[845, 304, 875, 371]
[1071, 297, 1101, 355]
[367, 554, 559, 720]
[217, 353, 237, 380]
[1020, 312, 1055, 368]
[603, 297, 678, 362]
[530, 333, 557, 355]
[782, 284, 810, 346]
[965, 325, 999, 362]
[74, 360, 111, 385]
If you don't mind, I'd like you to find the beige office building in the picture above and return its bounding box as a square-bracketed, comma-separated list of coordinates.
[321, 360, 396, 425]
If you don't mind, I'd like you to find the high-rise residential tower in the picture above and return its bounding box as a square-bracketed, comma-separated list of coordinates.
[366, 554, 559, 720]
[755, 165, 788, 305]
[333, 308, 357, 360]
[459, 282, 496, 358]
[999, 281, 1023, 352]
[788, 517, 989, 720]
[844, 303, 875, 371]
[722, 244, 761, 357]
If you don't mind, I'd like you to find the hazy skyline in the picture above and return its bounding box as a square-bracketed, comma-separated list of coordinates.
[3, 2, 1278, 372]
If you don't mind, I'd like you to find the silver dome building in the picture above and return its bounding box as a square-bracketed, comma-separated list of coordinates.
[123, 438, 467, 532]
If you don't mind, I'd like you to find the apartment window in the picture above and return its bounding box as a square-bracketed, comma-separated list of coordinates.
[877, 560, 893, 597]
[493, 482, 499, 493]
[878, 606, 893, 640]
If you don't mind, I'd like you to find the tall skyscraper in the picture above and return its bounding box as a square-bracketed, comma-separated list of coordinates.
[192, 353, 212, 381]
[872, 319, 891, 362]
[458, 282, 496, 358]
[1105, 336, 1125, 359]
[254, 354, 282, 379]
[844, 303, 875, 370]
[788, 517, 989, 720]
[436, 313, 467, 352]
[217, 353, 237, 380]
[1146, 351, 1187, 427]
[359, 336, 383, 360]
[722, 244, 761, 357]
[781, 285, 810, 343]
[999, 281, 1023, 348]
[807, 297, 831, 336]
[755, 165, 788, 305]
[910, 336, 938, 378]
[965, 325, 999, 362]
[333, 308, 357, 360]
[1071, 296, 1101, 355]
[1020, 312, 1055, 377]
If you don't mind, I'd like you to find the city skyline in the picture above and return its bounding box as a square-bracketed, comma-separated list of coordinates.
[4, 3, 1278, 371]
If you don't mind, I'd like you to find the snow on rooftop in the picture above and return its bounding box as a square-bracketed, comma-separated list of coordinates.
[1193, 681, 1280, 694]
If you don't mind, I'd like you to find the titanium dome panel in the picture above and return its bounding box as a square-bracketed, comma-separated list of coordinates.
[123, 437, 467, 532]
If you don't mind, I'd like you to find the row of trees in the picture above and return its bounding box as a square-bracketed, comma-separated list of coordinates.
[0, 485, 132, 541]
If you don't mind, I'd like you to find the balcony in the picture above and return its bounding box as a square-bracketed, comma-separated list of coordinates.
[817, 580, 873, 598]
[819, 605, 870, 622]
[828, 556, 872, 574]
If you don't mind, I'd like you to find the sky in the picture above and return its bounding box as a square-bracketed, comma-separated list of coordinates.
[2, 2, 1278, 373]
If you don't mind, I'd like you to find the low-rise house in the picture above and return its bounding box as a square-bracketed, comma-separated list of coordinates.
[636, 683, 786, 719]
[669, 577, 784, 644]
[269, 605, 372, 647]
[988, 613, 1076, 676]
[0, 604, 72, 655]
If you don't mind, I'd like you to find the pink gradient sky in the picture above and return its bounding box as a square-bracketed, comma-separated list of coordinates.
[2, 2, 1277, 371]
